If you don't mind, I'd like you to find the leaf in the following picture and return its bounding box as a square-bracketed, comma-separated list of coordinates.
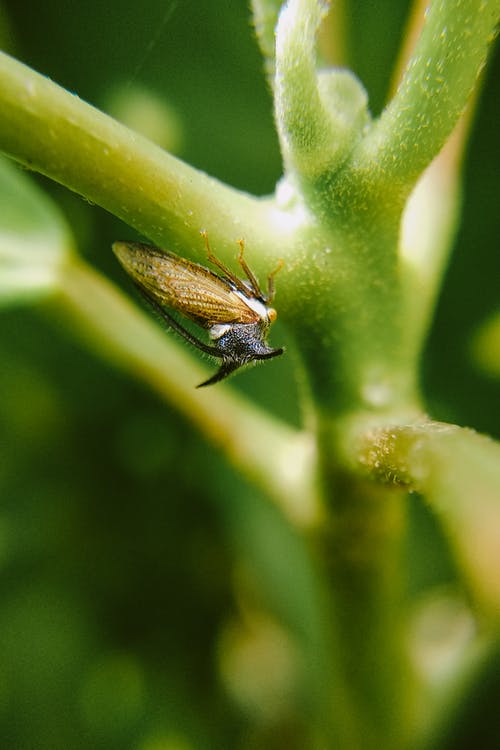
[0, 155, 72, 306]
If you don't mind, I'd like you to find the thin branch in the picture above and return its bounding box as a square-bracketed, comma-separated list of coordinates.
[0, 51, 281, 263]
[353, 0, 500, 194]
[251, 0, 283, 82]
[388, 0, 430, 97]
[394, 0, 484, 368]
[399, 99, 478, 367]
[354, 418, 500, 617]
[252, 0, 349, 81]
[274, 0, 369, 179]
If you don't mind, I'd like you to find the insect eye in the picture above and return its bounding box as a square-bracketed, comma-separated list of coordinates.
[268, 308, 277, 322]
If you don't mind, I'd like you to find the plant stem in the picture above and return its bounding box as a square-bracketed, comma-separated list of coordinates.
[353, 0, 500, 196]
[0, 51, 282, 264]
[251, 0, 284, 80]
[275, 0, 369, 179]
[353, 418, 500, 618]
[315, 476, 413, 750]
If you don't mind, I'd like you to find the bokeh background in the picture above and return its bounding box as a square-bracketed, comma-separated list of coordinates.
[0, 1, 499, 748]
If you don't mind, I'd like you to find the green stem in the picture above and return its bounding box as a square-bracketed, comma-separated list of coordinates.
[353, 0, 500, 196]
[353, 418, 500, 618]
[399, 101, 478, 369]
[274, 0, 369, 179]
[251, 0, 283, 80]
[313, 472, 413, 750]
[0, 51, 282, 263]
[53, 257, 320, 528]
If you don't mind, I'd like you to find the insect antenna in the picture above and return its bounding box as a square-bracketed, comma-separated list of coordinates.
[133, 284, 221, 357]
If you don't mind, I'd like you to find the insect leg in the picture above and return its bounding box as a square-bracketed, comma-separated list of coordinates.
[266, 258, 284, 303]
[134, 284, 221, 357]
[200, 231, 249, 295]
[236, 239, 263, 297]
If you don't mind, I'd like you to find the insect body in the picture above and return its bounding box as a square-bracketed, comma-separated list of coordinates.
[113, 232, 283, 387]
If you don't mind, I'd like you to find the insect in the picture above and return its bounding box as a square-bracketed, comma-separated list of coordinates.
[113, 231, 283, 387]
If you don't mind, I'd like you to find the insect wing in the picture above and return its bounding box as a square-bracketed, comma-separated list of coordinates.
[113, 242, 259, 326]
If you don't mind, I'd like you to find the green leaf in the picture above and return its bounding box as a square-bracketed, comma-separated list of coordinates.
[0, 156, 72, 306]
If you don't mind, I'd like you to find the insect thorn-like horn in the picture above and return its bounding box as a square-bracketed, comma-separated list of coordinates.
[197, 361, 241, 388]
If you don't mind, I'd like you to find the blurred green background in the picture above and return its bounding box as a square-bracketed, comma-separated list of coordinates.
[0, 1, 499, 748]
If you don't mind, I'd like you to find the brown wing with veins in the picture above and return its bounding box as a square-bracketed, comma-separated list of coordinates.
[113, 242, 259, 326]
